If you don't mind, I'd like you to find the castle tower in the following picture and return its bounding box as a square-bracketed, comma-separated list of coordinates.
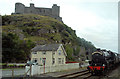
[30, 3, 35, 13]
[30, 3, 34, 7]
[52, 4, 60, 16]
[15, 3, 25, 14]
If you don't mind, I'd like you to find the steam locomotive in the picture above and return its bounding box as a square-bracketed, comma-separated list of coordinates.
[87, 49, 120, 75]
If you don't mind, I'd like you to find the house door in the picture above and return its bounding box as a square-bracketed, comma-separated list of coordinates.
[42, 58, 46, 65]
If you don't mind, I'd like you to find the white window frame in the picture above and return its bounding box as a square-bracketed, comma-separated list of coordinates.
[52, 51, 55, 55]
[32, 52, 37, 54]
[62, 58, 64, 64]
[33, 58, 37, 62]
[52, 58, 55, 64]
[58, 50, 62, 55]
[42, 51, 46, 55]
[58, 58, 61, 64]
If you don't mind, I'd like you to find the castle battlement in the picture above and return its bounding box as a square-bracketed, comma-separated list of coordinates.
[13, 3, 62, 22]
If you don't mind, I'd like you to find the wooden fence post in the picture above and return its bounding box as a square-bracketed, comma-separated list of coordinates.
[23, 66, 30, 78]
[30, 65, 32, 77]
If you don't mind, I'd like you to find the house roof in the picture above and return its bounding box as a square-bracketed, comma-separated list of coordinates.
[31, 44, 61, 52]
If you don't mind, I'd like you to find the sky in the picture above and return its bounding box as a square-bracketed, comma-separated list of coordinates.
[0, 0, 119, 53]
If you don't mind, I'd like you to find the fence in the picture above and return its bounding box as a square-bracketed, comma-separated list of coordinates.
[25, 63, 79, 76]
[81, 63, 89, 67]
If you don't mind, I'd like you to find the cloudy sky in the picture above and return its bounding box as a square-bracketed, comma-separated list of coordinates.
[0, 0, 119, 53]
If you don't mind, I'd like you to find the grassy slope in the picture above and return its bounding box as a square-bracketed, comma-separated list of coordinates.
[2, 14, 77, 44]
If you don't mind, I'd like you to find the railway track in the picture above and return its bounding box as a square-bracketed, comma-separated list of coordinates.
[57, 70, 92, 79]
[57, 64, 120, 79]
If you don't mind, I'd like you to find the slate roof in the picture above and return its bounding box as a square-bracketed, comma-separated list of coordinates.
[31, 44, 61, 52]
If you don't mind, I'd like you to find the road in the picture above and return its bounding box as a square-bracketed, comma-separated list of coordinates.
[2, 68, 25, 77]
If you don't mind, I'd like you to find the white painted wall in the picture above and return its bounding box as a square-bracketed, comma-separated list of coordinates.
[25, 63, 79, 76]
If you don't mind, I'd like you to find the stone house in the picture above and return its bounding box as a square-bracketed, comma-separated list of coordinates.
[31, 44, 67, 66]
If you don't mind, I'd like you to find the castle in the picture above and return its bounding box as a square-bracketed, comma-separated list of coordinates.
[13, 3, 62, 22]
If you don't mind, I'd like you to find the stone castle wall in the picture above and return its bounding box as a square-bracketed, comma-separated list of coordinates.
[14, 3, 62, 22]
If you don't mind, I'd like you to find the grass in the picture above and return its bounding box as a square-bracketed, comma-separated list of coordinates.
[0, 63, 7, 65]
[2, 25, 16, 31]
[8, 64, 14, 66]
[2, 67, 25, 70]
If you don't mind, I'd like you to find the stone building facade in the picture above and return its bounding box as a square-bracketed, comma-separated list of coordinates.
[14, 3, 62, 22]
[31, 44, 67, 66]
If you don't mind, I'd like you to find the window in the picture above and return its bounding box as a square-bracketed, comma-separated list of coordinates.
[32, 52, 37, 54]
[52, 51, 55, 55]
[58, 50, 62, 55]
[62, 58, 64, 64]
[39, 9, 41, 12]
[52, 58, 55, 64]
[42, 51, 46, 54]
[58, 58, 61, 64]
[33, 58, 37, 62]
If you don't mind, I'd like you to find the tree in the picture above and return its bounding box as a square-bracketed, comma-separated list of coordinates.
[2, 33, 35, 63]
[64, 44, 75, 61]
[73, 46, 80, 56]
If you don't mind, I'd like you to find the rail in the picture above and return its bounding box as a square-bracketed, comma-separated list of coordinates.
[57, 69, 91, 78]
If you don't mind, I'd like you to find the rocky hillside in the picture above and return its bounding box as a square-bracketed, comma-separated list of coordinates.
[2, 14, 96, 62]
